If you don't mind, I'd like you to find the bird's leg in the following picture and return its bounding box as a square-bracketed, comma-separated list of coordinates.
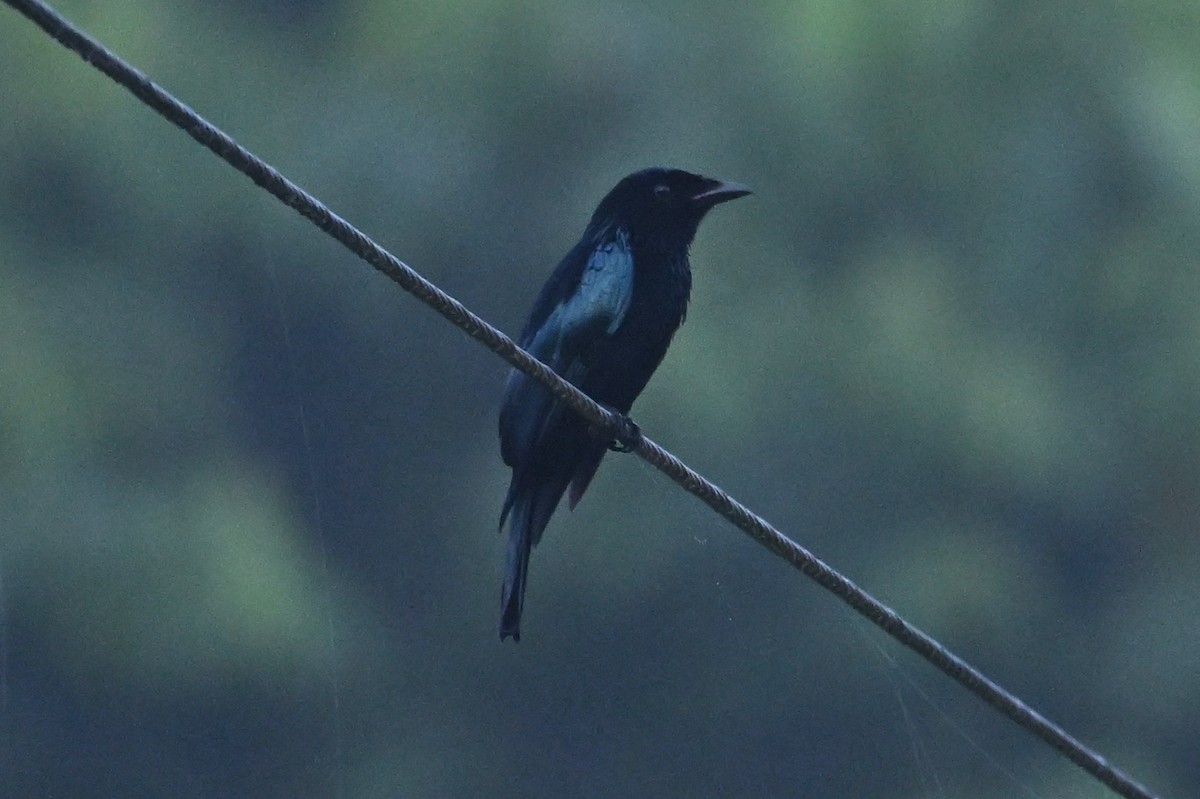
[593, 405, 642, 453]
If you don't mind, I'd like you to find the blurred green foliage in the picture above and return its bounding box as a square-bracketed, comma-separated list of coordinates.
[2, 0, 1198, 796]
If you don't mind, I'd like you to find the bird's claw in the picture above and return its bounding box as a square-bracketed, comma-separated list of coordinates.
[586, 405, 641, 451]
[604, 408, 641, 453]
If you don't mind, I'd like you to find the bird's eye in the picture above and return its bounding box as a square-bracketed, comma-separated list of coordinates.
[653, 184, 671, 200]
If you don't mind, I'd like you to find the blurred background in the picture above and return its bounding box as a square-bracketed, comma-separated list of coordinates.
[2, 0, 1197, 796]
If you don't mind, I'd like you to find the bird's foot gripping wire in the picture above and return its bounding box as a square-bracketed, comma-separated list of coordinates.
[597, 406, 641, 453]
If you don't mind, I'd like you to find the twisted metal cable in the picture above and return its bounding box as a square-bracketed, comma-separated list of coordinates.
[2, 2, 1161, 797]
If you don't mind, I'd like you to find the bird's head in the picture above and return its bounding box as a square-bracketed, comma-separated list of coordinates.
[589, 167, 751, 250]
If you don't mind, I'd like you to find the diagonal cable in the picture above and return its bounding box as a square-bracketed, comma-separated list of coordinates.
[1, 2, 1161, 798]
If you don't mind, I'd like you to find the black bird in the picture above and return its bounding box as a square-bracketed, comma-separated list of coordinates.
[497, 167, 750, 641]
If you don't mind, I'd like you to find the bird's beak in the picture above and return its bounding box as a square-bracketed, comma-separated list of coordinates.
[692, 179, 752, 206]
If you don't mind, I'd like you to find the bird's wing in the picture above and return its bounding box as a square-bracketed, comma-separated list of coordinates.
[562, 228, 634, 339]
[499, 230, 634, 468]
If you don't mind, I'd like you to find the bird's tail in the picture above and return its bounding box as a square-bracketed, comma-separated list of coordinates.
[499, 508, 531, 642]
[498, 479, 561, 642]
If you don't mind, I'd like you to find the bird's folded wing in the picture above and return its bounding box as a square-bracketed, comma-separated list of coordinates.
[563, 228, 633, 338]
[499, 230, 633, 467]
